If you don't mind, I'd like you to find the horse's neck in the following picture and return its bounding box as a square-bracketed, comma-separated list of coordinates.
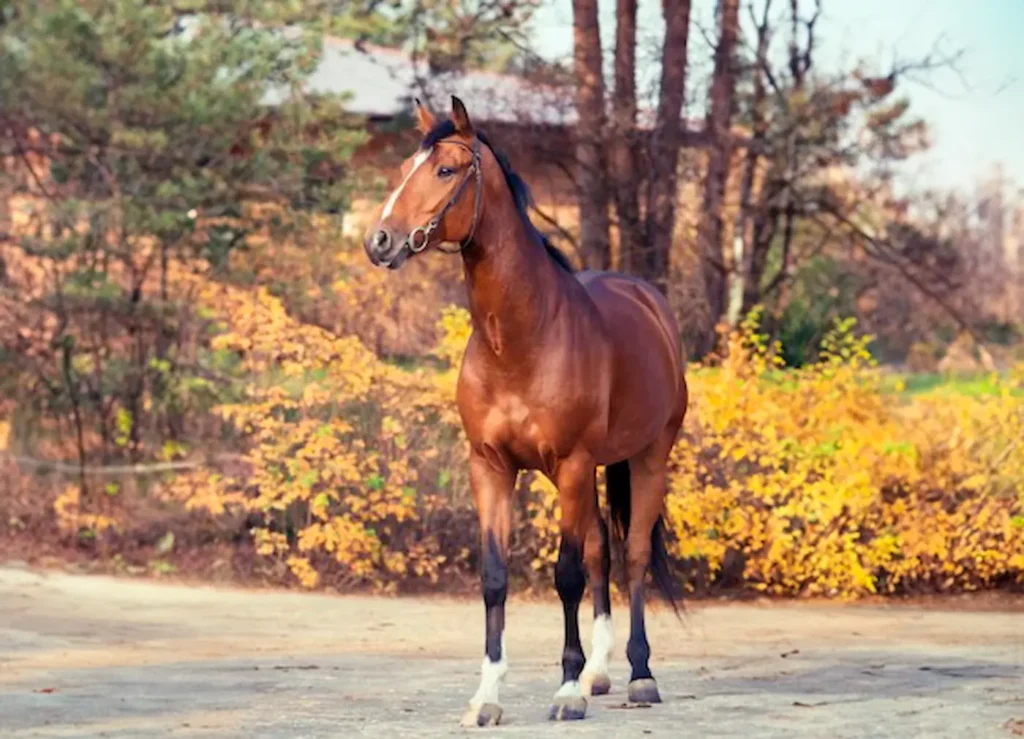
[462, 206, 567, 362]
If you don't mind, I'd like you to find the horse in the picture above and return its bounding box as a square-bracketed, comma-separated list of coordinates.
[363, 96, 688, 727]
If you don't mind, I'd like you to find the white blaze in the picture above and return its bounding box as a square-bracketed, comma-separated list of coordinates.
[381, 148, 432, 219]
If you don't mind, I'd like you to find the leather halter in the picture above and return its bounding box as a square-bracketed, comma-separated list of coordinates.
[406, 138, 483, 255]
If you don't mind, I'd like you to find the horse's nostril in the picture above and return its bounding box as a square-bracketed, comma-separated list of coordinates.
[373, 229, 390, 251]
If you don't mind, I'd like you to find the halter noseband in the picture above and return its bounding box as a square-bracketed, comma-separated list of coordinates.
[406, 138, 483, 255]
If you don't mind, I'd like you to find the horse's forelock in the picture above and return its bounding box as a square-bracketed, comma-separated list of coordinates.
[421, 119, 457, 150]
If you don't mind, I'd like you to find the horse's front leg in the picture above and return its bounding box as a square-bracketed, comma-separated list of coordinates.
[549, 454, 597, 721]
[461, 449, 517, 728]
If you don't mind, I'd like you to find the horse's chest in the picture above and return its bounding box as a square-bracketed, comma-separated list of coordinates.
[492, 393, 543, 442]
[484, 393, 567, 472]
[457, 335, 600, 472]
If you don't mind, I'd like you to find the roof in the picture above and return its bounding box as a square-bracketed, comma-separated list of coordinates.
[264, 38, 578, 127]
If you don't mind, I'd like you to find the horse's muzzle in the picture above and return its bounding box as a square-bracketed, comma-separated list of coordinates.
[363, 226, 410, 270]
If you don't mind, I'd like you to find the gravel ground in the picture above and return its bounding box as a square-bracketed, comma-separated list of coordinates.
[1, 566, 1022, 738]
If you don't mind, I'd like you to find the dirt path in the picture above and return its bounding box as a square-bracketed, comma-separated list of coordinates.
[1, 566, 1022, 738]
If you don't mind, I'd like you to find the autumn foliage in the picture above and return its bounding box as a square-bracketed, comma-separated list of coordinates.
[159, 267, 470, 590]
[1, 230, 1020, 597]
[147, 281, 1024, 596]
[6, 0, 1021, 602]
[669, 312, 1024, 596]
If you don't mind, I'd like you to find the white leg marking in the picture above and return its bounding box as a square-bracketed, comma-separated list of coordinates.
[554, 680, 583, 699]
[381, 148, 431, 219]
[579, 614, 614, 697]
[468, 636, 508, 707]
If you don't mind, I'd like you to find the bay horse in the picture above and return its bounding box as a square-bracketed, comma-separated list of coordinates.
[363, 96, 687, 727]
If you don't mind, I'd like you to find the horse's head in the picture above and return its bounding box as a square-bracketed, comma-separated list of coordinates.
[364, 96, 483, 270]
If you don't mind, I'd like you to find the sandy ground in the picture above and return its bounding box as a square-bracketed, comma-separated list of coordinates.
[1, 565, 1022, 738]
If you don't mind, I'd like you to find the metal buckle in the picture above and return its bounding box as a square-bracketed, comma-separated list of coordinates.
[408, 223, 433, 253]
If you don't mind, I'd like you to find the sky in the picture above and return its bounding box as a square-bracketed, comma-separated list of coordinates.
[530, 0, 1024, 196]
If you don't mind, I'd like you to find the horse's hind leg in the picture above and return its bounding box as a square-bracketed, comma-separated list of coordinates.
[624, 397, 686, 703]
[579, 485, 613, 698]
[549, 453, 598, 721]
[621, 453, 665, 703]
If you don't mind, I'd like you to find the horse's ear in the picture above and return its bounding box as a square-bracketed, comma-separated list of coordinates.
[451, 95, 473, 134]
[413, 97, 436, 134]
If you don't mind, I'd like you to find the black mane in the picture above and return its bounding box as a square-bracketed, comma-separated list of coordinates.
[420, 120, 575, 273]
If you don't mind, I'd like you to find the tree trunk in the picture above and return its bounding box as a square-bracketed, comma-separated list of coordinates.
[741, 0, 815, 318]
[610, 0, 642, 272]
[572, 0, 611, 270]
[695, 0, 740, 356]
[641, 0, 691, 291]
[61, 342, 89, 498]
[742, 198, 780, 315]
[775, 197, 797, 310]
[727, 0, 772, 325]
[769, 0, 810, 320]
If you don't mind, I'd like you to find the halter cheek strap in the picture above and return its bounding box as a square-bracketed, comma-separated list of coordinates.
[406, 139, 483, 255]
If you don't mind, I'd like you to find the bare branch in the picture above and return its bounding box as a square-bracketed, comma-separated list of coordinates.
[810, 207, 985, 347]
[529, 203, 580, 252]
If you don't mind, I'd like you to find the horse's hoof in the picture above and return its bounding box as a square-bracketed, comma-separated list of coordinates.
[627, 678, 662, 704]
[460, 702, 502, 727]
[580, 671, 611, 697]
[548, 695, 587, 721]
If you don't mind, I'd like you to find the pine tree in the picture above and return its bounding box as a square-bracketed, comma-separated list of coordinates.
[0, 0, 366, 471]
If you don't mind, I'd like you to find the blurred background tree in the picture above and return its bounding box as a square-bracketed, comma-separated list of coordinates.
[0, 0, 368, 480]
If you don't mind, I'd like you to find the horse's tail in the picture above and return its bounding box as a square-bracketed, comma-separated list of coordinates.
[606, 460, 682, 617]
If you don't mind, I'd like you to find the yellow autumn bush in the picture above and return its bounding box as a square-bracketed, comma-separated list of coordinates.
[8, 192, 1018, 598]
[161, 281, 1023, 597]
[163, 270, 473, 591]
[667, 310, 1024, 597]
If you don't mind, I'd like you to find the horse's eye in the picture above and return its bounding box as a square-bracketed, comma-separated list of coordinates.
[437, 166, 455, 178]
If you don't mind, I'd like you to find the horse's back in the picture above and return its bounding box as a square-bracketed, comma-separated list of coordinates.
[576, 269, 682, 371]
[575, 270, 685, 461]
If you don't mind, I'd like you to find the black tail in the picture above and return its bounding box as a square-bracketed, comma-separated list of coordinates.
[605, 461, 682, 617]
